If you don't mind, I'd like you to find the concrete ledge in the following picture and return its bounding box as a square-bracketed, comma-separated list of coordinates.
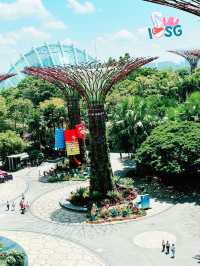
[59, 199, 88, 213]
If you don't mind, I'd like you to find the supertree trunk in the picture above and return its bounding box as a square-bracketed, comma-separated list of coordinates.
[67, 92, 86, 164]
[191, 61, 198, 73]
[88, 104, 113, 197]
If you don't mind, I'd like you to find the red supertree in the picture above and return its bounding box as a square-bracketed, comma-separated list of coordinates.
[168, 49, 200, 73]
[34, 57, 158, 198]
[23, 67, 86, 164]
[143, 1, 200, 16]
[0, 73, 15, 82]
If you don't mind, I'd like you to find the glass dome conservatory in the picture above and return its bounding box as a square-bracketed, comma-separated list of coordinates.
[1, 42, 95, 88]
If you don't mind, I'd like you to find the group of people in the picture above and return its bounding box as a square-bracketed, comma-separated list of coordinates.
[6, 193, 29, 214]
[162, 240, 176, 258]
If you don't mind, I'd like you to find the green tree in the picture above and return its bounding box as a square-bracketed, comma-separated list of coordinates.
[0, 131, 27, 163]
[8, 98, 33, 131]
[0, 96, 8, 131]
[166, 91, 200, 122]
[136, 121, 200, 177]
[17, 76, 61, 105]
[108, 95, 173, 153]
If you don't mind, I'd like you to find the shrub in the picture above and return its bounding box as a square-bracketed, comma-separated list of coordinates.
[136, 121, 200, 177]
[0, 131, 27, 163]
[116, 178, 134, 189]
[106, 190, 123, 204]
[70, 187, 90, 207]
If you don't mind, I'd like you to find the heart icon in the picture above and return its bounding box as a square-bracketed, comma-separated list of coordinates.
[152, 27, 165, 38]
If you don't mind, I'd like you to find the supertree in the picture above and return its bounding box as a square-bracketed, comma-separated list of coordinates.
[0, 73, 15, 82]
[42, 57, 158, 198]
[168, 49, 200, 73]
[23, 67, 86, 164]
[143, 0, 200, 17]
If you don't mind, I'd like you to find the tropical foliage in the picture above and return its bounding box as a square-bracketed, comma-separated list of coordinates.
[136, 121, 200, 177]
[0, 52, 200, 182]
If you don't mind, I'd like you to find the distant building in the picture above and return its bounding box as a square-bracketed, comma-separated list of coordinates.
[0, 42, 95, 88]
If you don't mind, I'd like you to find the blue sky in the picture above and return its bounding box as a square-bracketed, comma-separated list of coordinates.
[0, 0, 200, 71]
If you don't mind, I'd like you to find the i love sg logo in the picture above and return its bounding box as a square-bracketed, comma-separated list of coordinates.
[148, 12, 183, 39]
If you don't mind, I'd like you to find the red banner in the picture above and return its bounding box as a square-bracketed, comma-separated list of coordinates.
[75, 123, 86, 139]
[64, 129, 77, 142]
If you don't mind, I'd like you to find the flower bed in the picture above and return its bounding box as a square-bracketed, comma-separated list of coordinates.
[0, 237, 27, 266]
[40, 161, 90, 183]
[66, 177, 147, 223]
[86, 202, 146, 223]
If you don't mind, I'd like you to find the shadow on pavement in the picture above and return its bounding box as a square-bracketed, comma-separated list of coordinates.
[193, 254, 200, 263]
[113, 156, 200, 206]
[50, 208, 86, 224]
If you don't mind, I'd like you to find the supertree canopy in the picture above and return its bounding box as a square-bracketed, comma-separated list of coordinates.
[23, 67, 86, 164]
[168, 49, 200, 73]
[143, 1, 200, 16]
[44, 57, 158, 197]
[0, 73, 15, 82]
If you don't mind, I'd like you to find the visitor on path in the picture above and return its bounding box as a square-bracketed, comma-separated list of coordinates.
[166, 241, 170, 255]
[6, 201, 10, 211]
[25, 201, 29, 210]
[161, 240, 165, 253]
[21, 193, 25, 200]
[171, 244, 176, 258]
[19, 199, 24, 214]
[21, 202, 25, 214]
[11, 201, 15, 211]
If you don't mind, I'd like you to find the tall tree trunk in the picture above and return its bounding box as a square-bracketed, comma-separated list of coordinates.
[191, 61, 198, 74]
[67, 93, 86, 164]
[88, 104, 114, 198]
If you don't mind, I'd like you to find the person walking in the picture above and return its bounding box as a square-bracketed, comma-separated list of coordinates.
[21, 193, 25, 200]
[166, 241, 170, 255]
[11, 201, 15, 211]
[19, 199, 24, 214]
[6, 201, 10, 211]
[25, 201, 29, 210]
[161, 240, 165, 253]
[171, 244, 176, 258]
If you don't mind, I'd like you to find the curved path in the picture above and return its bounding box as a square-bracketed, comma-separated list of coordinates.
[0, 154, 199, 266]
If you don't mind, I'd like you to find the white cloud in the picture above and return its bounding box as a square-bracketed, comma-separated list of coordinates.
[0, 0, 50, 20]
[0, 27, 50, 48]
[96, 29, 137, 44]
[113, 29, 136, 41]
[67, 0, 95, 14]
[43, 20, 67, 30]
[137, 27, 148, 37]
[20, 27, 50, 39]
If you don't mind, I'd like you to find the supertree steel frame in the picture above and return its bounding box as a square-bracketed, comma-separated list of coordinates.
[168, 49, 200, 73]
[42, 57, 158, 197]
[0, 73, 15, 82]
[143, 0, 200, 16]
[23, 67, 86, 164]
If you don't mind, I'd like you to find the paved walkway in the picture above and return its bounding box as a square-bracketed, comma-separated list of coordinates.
[0, 154, 199, 266]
